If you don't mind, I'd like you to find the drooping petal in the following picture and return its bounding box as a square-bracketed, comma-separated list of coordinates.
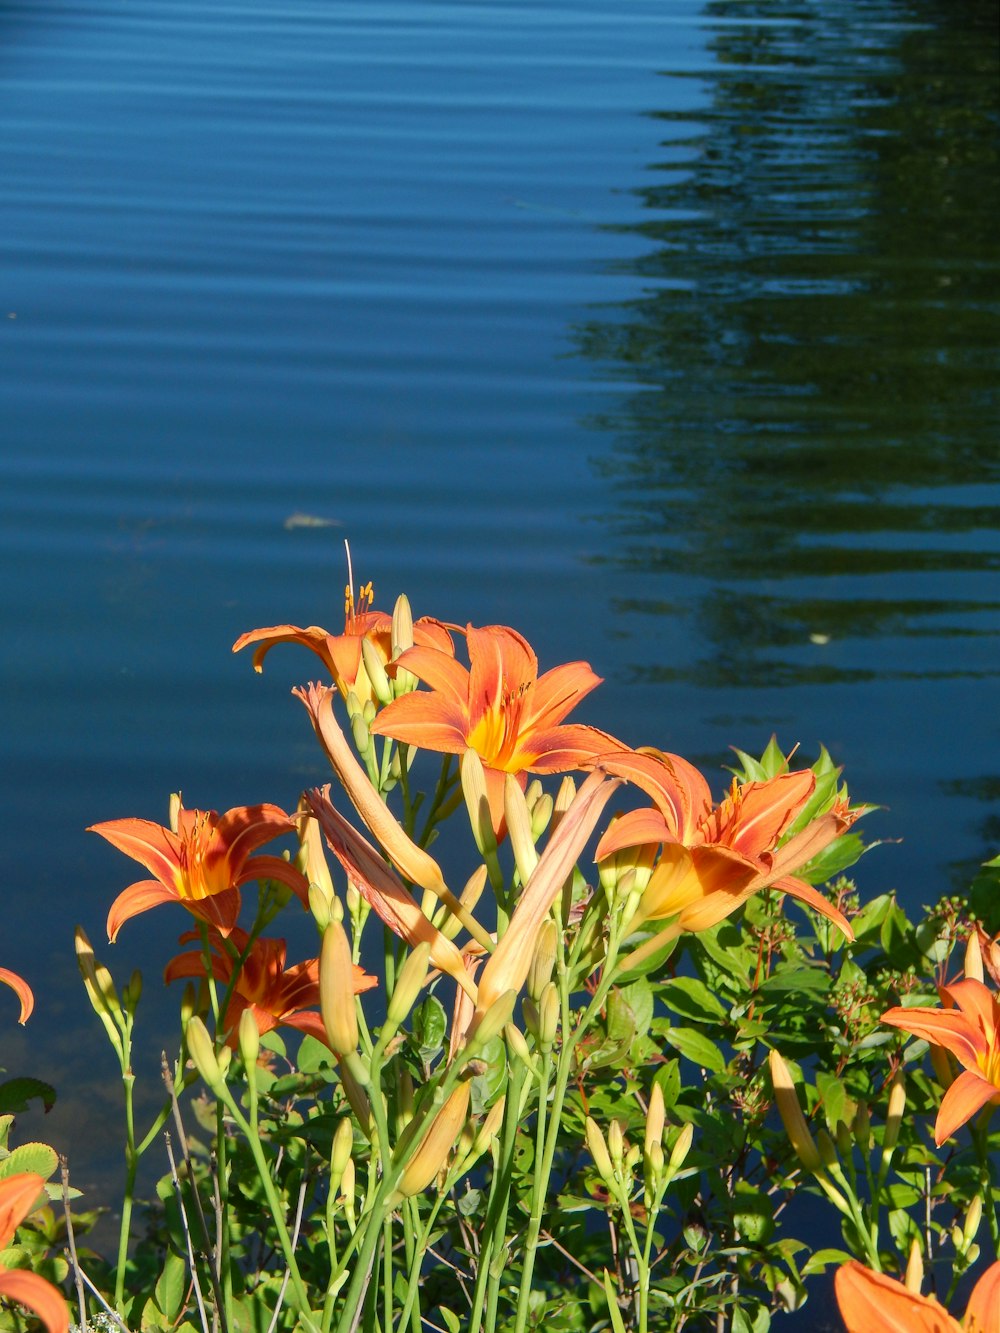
[525, 660, 603, 730]
[595, 807, 677, 862]
[511, 723, 627, 774]
[236, 853, 310, 906]
[881, 1005, 990, 1070]
[0, 1270, 70, 1333]
[766, 873, 855, 942]
[477, 770, 619, 1013]
[940, 979, 1000, 1047]
[767, 802, 858, 881]
[88, 818, 183, 891]
[307, 789, 477, 999]
[934, 1068, 1000, 1145]
[964, 1260, 1000, 1333]
[834, 1260, 960, 1333]
[599, 749, 713, 842]
[232, 624, 341, 677]
[0, 968, 33, 1024]
[368, 689, 471, 754]
[107, 879, 183, 942]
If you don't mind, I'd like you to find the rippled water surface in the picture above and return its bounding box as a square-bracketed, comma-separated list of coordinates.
[2, 0, 998, 1275]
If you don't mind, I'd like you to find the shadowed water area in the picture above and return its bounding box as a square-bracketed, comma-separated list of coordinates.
[1, 0, 998, 1306]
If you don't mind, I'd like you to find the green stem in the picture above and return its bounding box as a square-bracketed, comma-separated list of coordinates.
[469, 1060, 526, 1332]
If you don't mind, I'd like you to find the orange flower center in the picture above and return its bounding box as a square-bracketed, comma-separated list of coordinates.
[175, 815, 232, 901]
[344, 579, 374, 634]
[979, 1041, 1000, 1091]
[467, 682, 532, 770]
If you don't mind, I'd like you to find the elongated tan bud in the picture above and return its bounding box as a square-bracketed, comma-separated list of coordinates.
[904, 1238, 924, 1294]
[386, 943, 431, 1030]
[963, 1195, 983, 1246]
[361, 637, 393, 707]
[473, 1096, 506, 1155]
[769, 1050, 821, 1173]
[644, 1083, 666, 1157]
[537, 981, 559, 1050]
[852, 1100, 871, 1152]
[505, 773, 539, 882]
[550, 775, 576, 834]
[391, 593, 414, 659]
[668, 1122, 694, 1173]
[297, 804, 336, 902]
[340, 1157, 357, 1229]
[530, 794, 554, 841]
[438, 865, 488, 942]
[466, 990, 517, 1054]
[320, 921, 359, 1056]
[239, 1009, 260, 1068]
[929, 1042, 954, 1090]
[308, 882, 332, 931]
[187, 1016, 226, 1091]
[462, 750, 497, 858]
[882, 1071, 905, 1155]
[964, 931, 984, 983]
[527, 919, 559, 1002]
[585, 1117, 614, 1185]
[168, 792, 182, 833]
[397, 1083, 472, 1197]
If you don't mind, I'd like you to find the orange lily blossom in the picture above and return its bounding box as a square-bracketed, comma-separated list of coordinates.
[881, 978, 1000, 1144]
[0, 967, 33, 1024]
[0, 1173, 69, 1333]
[835, 1258, 1000, 1333]
[369, 623, 624, 834]
[165, 927, 376, 1048]
[233, 579, 455, 708]
[90, 802, 309, 942]
[595, 748, 859, 943]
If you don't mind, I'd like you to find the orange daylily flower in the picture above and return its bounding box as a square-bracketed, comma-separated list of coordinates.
[90, 802, 309, 942]
[233, 581, 455, 708]
[0, 967, 33, 1024]
[369, 623, 623, 833]
[881, 978, 1000, 1144]
[0, 1173, 69, 1333]
[835, 1258, 1000, 1333]
[595, 749, 858, 941]
[165, 927, 375, 1048]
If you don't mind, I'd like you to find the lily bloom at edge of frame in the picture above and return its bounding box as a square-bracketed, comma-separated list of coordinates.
[89, 801, 310, 942]
[0, 967, 33, 1024]
[835, 1258, 1000, 1333]
[594, 747, 859, 941]
[369, 622, 625, 834]
[0, 1173, 70, 1333]
[881, 977, 1000, 1145]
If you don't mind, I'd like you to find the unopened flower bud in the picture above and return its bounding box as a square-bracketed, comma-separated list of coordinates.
[361, 638, 393, 707]
[550, 776, 576, 834]
[585, 1117, 614, 1185]
[668, 1122, 694, 1174]
[882, 1071, 906, 1156]
[180, 983, 197, 1027]
[466, 990, 517, 1056]
[524, 779, 544, 812]
[964, 932, 984, 983]
[462, 750, 497, 859]
[340, 1157, 357, 1229]
[505, 1024, 535, 1073]
[331, 1117, 353, 1186]
[963, 1194, 983, 1247]
[817, 1129, 839, 1173]
[607, 1119, 625, 1168]
[308, 882, 332, 932]
[522, 997, 540, 1040]
[644, 1083, 666, 1157]
[320, 921, 359, 1057]
[530, 793, 554, 841]
[473, 1096, 506, 1156]
[966, 1243, 981, 1266]
[527, 920, 558, 1002]
[125, 970, 143, 1010]
[238, 1008, 260, 1068]
[168, 792, 182, 833]
[438, 866, 487, 942]
[504, 773, 538, 884]
[350, 710, 370, 755]
[644, 1141, 664, 1195]
[386, 943, 431, 1031]
[769, 1050, 821, 1174]
[391, 594, 414, 659]
[929, 1043, 955, 1090]
[396, 1083, 472, 1198]
[905, 1239, 924, 1294]
[853, 1101, 871, 1153]
[187, 1016, 226, 1090]
[537, 982, 559, 1050]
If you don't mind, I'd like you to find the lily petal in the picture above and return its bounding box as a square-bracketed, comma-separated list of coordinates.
[767, 873, 854, 942]
[834, 1260, 960, 1333]
[0, 968, 34, 1024]
[525, 660, 603, 730]
[0, 1270, 70, 1333]
[964, 1261, 1000, 1333]
[934, 1068, 1000, 1145]
[599, 749, 712, 841]
[881, 1005, 990, 1069]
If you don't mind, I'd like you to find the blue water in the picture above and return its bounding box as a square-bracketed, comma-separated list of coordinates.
[2, 0, 998, 1305]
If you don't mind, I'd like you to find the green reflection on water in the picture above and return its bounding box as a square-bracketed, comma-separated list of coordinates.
[578, 0, 999, 687]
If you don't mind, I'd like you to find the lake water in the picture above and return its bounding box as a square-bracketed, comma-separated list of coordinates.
[2, 0, 998, 1306]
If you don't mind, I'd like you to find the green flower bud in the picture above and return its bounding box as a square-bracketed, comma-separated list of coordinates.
[239, 1008, 260, 1068]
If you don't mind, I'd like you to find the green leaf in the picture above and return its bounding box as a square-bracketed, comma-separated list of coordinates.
[412, 995, 447, 1058]
[654, 1059, 681, 1111]
[296, 1034, 337, 1074]
[797, 832, 867, 884]
[0, 1080, 56, 1115]
[439, 1309, 461, 1333]
[663, 1027, 726, 1073]
[601, 1270, 629, 1333]
[660, 977, 727, 1023]
[815, 1072, 847, 1131]
[801, 1247, 854, 1275]
[0, 1143, 58, 1182]
[154, 1250, 188, 1321]
[757, 967, 830, 997]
